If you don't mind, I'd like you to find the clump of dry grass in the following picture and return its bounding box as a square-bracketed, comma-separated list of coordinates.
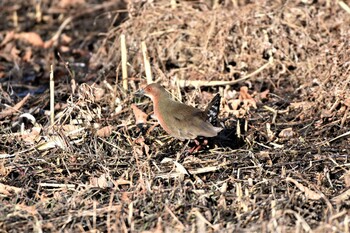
[0, 0, 350, 232]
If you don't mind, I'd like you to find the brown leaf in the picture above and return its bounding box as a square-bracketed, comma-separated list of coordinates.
[0, 160, 11, 177]
[286, 177, 322, 200]
[278, 127, 295, 138]
[332, 189, 350, 204]
[23, 48, 33, 62]
[229, 99, 241, 111]
[93, 87, 105, 102]
[0, 31, 16, 46]
[239, 86, 257, 109]
[21, 126, 41, 143]
[0, 93, 30, 120]
[344, 98, 350, 107]
[59, 0, 85, 8]
[16, 32, 44, 47]
[290, 101, 313, 110]
[59, 45, 70, 53]
[260, 89, 270, 99]
[61, 33, 73, 44]
[258, 151, 272, 165]
[89, 174, 112, 188]
[120, 192, 132, 203]
[134, 136, 145, 145]
[131, 104, 148, 125]
[0, 183, 22, 196]
[239, 86, 251, 100]
[95, 125, 114, 137]
[344, 171, 350, 188]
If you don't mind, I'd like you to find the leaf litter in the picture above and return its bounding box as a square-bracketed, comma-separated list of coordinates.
[0, 0, 350, 232]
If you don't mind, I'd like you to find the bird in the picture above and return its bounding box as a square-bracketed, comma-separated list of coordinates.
[136, 83, 222, 141]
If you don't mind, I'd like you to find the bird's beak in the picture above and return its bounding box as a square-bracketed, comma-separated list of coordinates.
[134, 88, 145, 97]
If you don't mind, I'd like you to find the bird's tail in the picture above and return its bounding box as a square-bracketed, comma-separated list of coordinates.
[204, 93, 221, 126]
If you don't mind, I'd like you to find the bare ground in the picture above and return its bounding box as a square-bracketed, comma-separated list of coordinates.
[1, 0, 350, 232]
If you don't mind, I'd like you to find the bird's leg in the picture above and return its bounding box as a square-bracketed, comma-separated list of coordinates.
[187, 139, 209, 153]
[187, 140, 199, 154]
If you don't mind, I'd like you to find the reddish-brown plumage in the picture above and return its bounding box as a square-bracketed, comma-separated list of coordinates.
[139, 83, 222, 140]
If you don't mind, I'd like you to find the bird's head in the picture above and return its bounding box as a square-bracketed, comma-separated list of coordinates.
[136, 83, 169, 101]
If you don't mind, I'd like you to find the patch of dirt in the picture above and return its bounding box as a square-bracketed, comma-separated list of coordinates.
[1, 0, 350, 232]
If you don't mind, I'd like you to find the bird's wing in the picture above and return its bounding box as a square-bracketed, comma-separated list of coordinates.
[177, 109, 221, 138]
[162, 100, 222, 139]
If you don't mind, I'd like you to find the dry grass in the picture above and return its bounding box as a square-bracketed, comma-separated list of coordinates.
[1, 0, 350, 232]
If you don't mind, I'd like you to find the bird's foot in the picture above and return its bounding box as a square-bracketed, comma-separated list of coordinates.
[187, 139, 208, 154]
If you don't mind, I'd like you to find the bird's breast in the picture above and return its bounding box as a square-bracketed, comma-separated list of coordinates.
[153, 101, 176, 137]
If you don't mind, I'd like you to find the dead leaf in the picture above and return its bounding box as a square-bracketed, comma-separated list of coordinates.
[131, 104, 148, 125]
[15, 203, 38, 215]
[21, 126, 41, 143]
[10, 46, 21, 61]
[258, 151, 272, 165]
[266, 123, 275, 141]
[218, 194, 227, 210]
[23, 48, 33, 62]
[173, 161, 189, 176]
[278, 127, 295, 138]
[239, 86, 251, 100]
[62, 124, 81, 134]
[36, 135, 67, 151]
[161, 158, 189, 176]
[260, 89, 270, 99]
[93, 87, 105, 102]
[1, 31, 16, 46]
[332, 188, 350, 204]
[61, 33, 73, 44]
[0, 160, 11, 176]
[290, 101, 313, 110]
[239, 86, 257, 109]
[89, 174, 109, 188]
[59, 45, 70, 52]
[286, 177, 322, 200]
[98, 174, 111, 188]
[120, 192, 133, 204]
[0, 183, 22, 196]
[344, 98, 350, 107]
[59, 0, 85, 8]
[344, 171, 350, 187]
[0, 93, 30, 120]
[15, 32, 44, 47]
[95, 125, 114, 137]
[115, 178, 132, 186]
[134, 136, 145, 144]
[229, 99, 241, 111]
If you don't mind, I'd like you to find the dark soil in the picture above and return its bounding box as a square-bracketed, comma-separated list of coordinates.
[1, 0, 350, 232]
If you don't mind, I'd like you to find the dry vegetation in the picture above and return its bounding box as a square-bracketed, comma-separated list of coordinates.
[1, 0, 350, 232]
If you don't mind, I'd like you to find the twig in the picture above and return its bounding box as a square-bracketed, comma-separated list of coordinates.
[50, 65, 55, 126]
[328, 130, 350, 143]
[176, 59, 273, 88]
[120, 34, 128, 91]
[0, 93, 30, 120]
[339, 1, 350, 14]
[39, 183, 75, 189]
[141, 41, 153, 84]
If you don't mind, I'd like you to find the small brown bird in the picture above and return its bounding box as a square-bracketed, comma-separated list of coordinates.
[137, 83, 222, 141]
